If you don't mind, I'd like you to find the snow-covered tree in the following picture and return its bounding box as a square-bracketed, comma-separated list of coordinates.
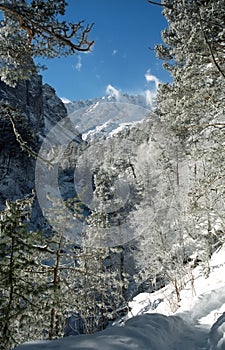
[0, 0, 94, 86]
[129, 119, 191, 304]
[0, 196, 49, 349]
[182, 126, 225, 276]
[0, 195, 128, 348]
[150, 0, 225, 273]
[154, 0, 224, 132]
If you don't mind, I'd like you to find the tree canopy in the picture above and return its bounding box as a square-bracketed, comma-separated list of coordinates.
[0, 0, 94, 86]
[153, 0, 225, 133]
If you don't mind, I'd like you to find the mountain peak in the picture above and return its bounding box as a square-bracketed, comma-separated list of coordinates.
[63, 93, 151, 141]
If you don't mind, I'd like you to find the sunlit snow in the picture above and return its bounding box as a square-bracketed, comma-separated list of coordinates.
[14, 245, 225, 350]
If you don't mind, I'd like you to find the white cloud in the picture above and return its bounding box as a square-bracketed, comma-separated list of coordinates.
[112, 49, 118, 56]
[75, 56, 82, 71]
[145, 69, 160, 90]
[106, 84, 120, 100]
[144, 70, 160, 107]
[145, 90, 156, 107]
[60, 97, 72, 104]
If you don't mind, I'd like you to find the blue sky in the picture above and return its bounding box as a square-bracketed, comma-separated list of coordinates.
[38, 0, 171, 102]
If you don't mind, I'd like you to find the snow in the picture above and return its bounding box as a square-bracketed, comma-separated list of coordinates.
[60, 97, 72, 104]
[64, 94, 151, 140]
[14, 245, 225, 350]
[71, 101, 150, 141]
[14, 314, 208, 350]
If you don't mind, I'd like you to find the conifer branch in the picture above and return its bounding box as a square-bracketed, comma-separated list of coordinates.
[198, 10, 225, 79]
[0, 4, 94, 52]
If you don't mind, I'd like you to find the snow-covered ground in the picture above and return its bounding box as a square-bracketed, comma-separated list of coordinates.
[14, 245, 225, 350]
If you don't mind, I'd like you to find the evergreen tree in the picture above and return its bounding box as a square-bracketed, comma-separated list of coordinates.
[0, 196, 48, 349]
[0, 0, 94, 86]
[150, 0, 225, 273]
[154, 0, 224, 132]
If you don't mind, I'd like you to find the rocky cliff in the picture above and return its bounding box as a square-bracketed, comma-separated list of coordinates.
[0, 74, 67, 210]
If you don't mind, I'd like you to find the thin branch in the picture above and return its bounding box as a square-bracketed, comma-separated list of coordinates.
[200, 17, 224, 30]
[16, 236, 55, 254]
[187, 123, 225, 129]
[28, 20, 94, 52]
[0, 4, 94, 52]
[147, 0, 173, 9]
[198, 11, 225, 79]
[2, 104, 54, 166]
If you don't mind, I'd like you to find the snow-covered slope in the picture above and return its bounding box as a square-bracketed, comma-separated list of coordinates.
[14, 314, 208, 350]
[14, 245, 225, 350]
[63, 94, 151, 141]
[65, 93, 149, 115]
[127, 245, 225, 323]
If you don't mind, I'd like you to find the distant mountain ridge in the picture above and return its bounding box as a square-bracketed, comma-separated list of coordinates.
[65, 93, 149, 113]
[63, 93, 151, 141]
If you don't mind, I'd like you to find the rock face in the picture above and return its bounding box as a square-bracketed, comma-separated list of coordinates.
[0, 75, 67, 210]
[0, 74, 44, 133]
[42, 83, 67, 133]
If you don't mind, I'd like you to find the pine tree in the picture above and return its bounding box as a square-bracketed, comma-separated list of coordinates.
[150, 0, 225, 273]
[0, 0, 94, 86]
[0, 196, 49, 349]
[154, 0, 225, 133]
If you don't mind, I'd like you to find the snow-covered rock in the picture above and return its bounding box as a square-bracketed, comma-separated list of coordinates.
[209, 313, 225, 350]
[64, 93, 151, 140]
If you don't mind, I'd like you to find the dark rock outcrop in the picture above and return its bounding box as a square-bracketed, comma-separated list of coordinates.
[42, 83, 67, 133]
[0, 75, 67, 210]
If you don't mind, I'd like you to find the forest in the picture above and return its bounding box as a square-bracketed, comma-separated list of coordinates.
[0, 1, 224, 349]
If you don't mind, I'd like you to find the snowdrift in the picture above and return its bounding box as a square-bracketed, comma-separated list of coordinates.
[14, 313, 208, 350]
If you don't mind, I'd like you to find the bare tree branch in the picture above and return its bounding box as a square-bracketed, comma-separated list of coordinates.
[0, 4, 94, 52]
[147, 0, 173, 9]
[1, 103, 54, 166]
